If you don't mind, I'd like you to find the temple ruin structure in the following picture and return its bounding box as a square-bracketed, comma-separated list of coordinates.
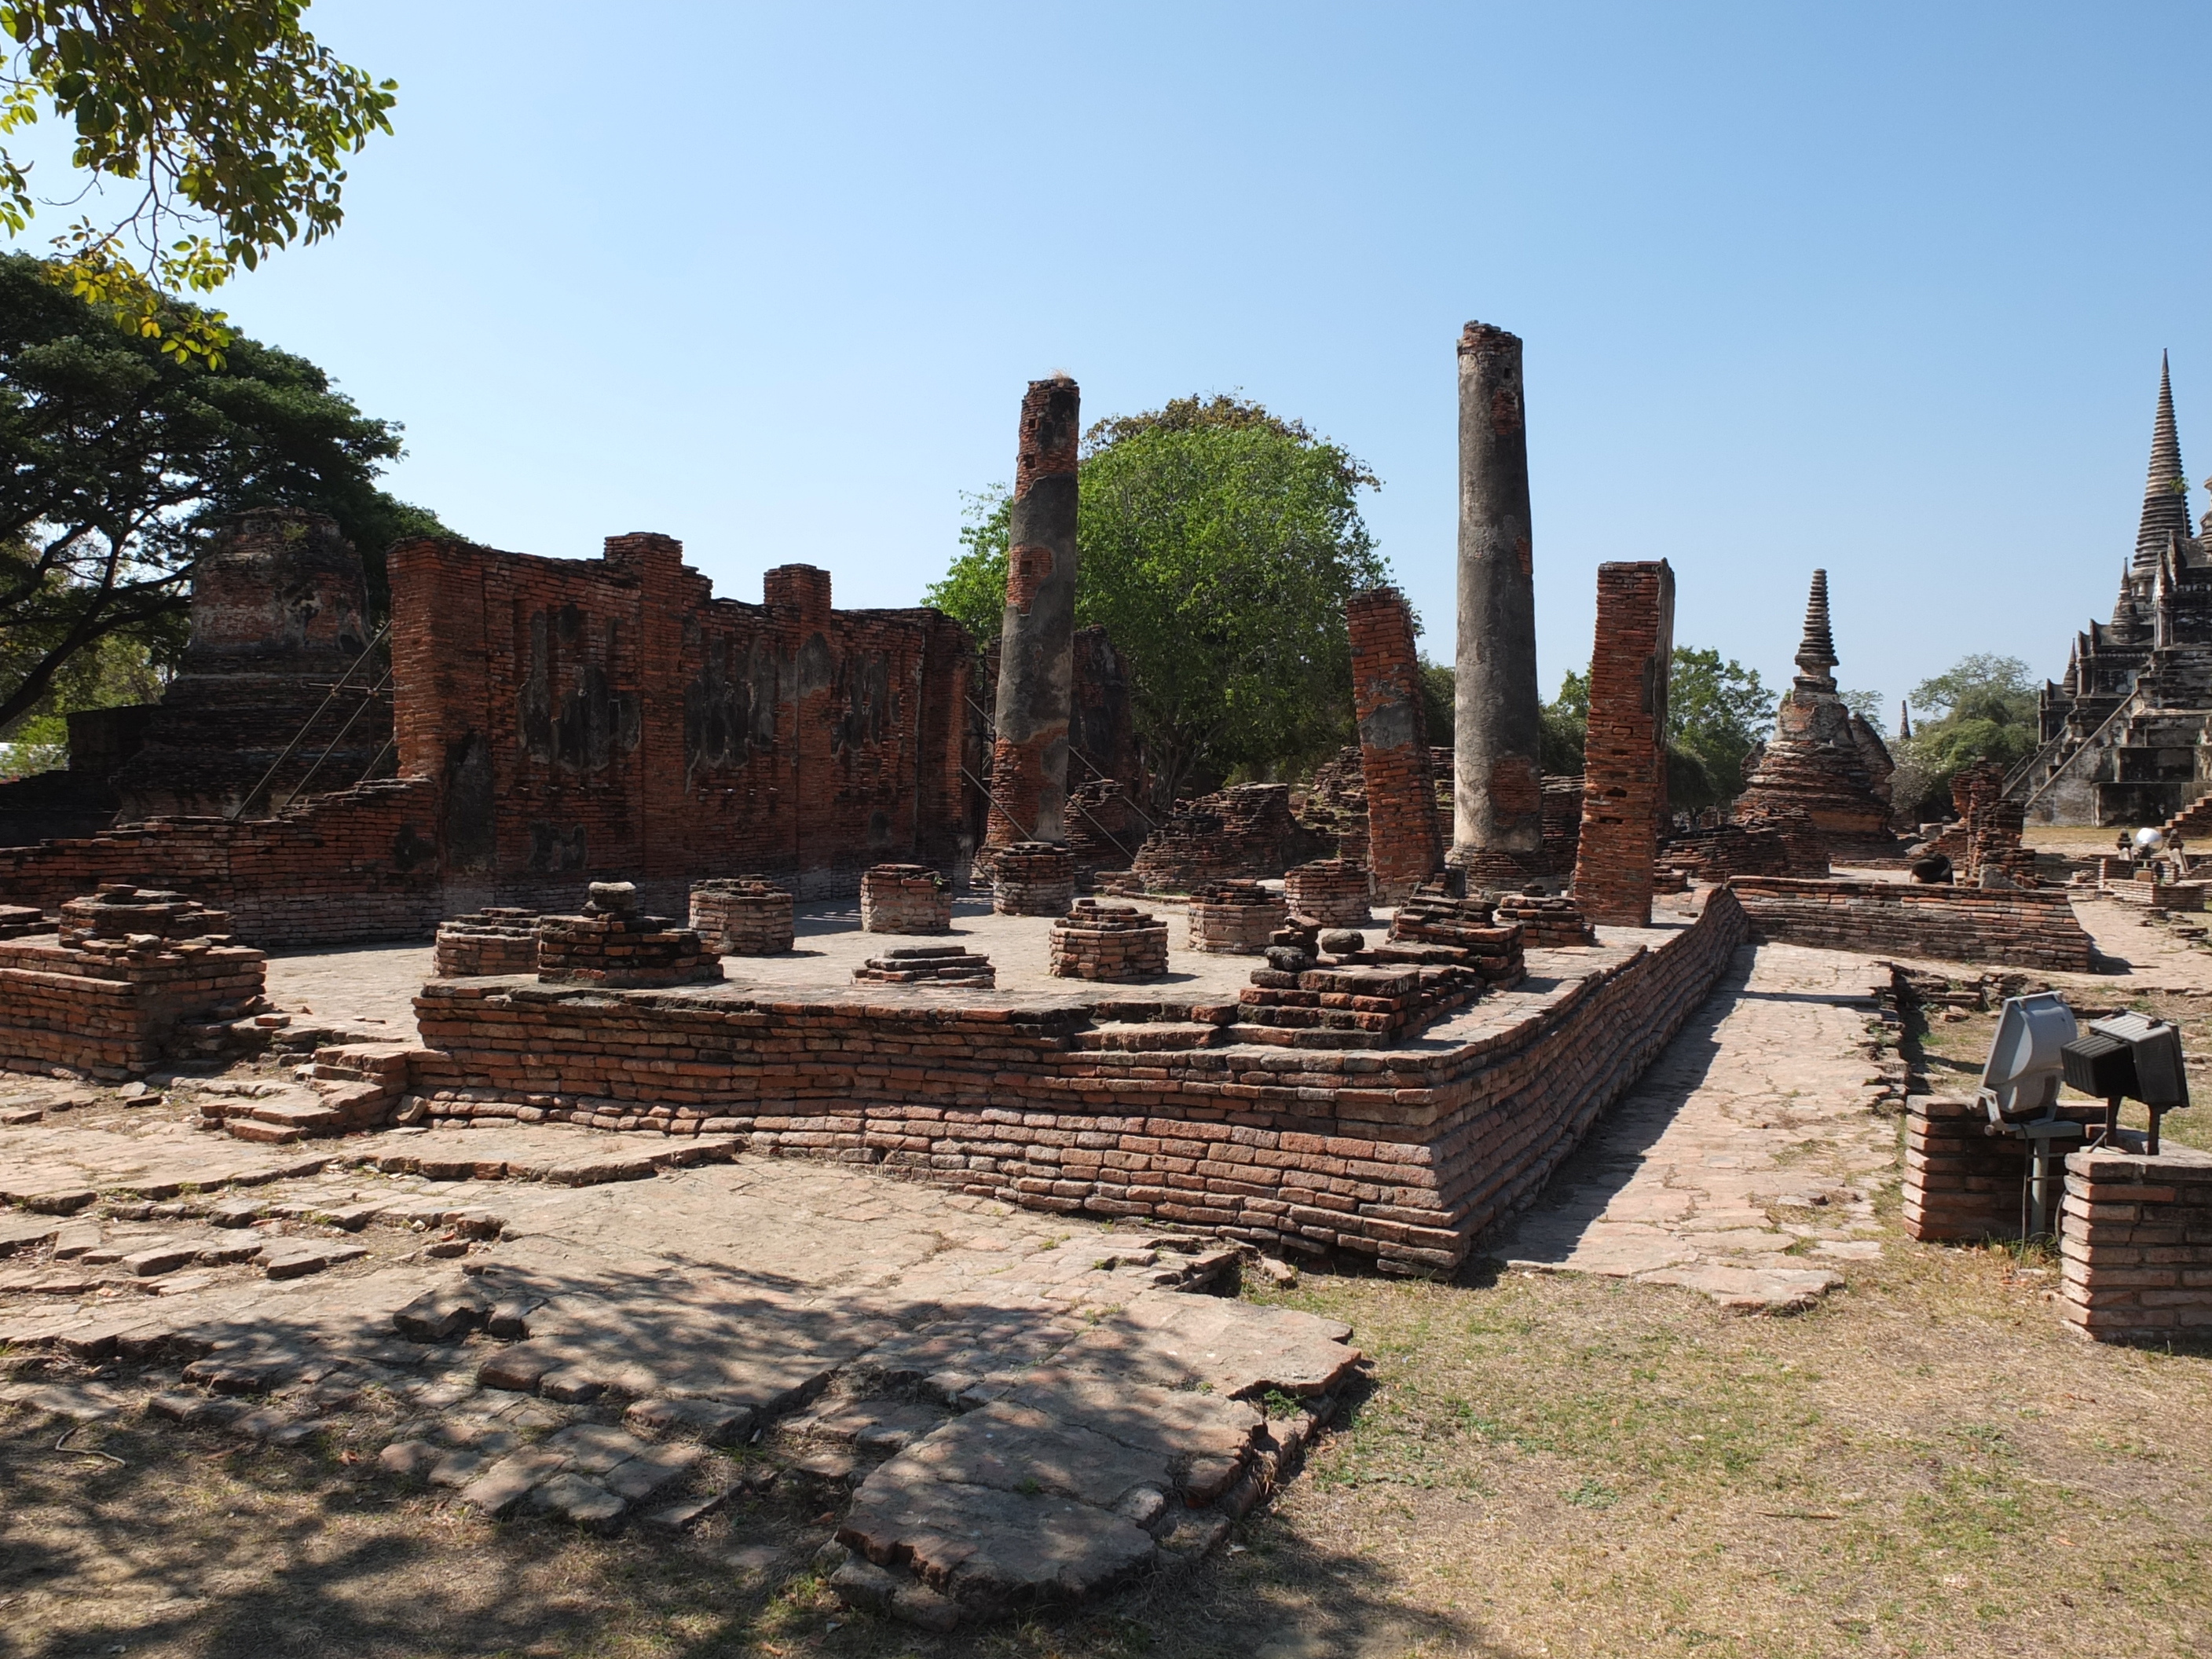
[1734, 569, 1898, 863]
[2017, 354, 2212, 826]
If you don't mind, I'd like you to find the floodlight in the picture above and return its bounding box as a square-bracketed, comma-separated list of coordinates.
[2137, 827, 2166, 851]
[2060, 1010, 2190, 1154]
[1978, 992, 2078, 1122]
[1976, 992, 2086, 1238]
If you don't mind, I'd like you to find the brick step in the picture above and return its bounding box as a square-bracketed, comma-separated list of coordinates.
[1228, 1024, 1378, 1050]
[225, 1119, 303, 1144]
[312, 1042, 423, 1089]
[244, 1098, 343, 1132]
[1072, 1022, 1222, 1053]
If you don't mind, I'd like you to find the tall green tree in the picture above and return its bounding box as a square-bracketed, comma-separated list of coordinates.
[929, 395, 1388, 807]
[0, 251, 449, 738]
[1893, 653, 2038, 819]
[1, 0, 396, 364]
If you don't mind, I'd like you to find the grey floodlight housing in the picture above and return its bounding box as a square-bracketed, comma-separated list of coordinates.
[1977, 992, 2078, 1124]
[1977, 992, 2085, 1238]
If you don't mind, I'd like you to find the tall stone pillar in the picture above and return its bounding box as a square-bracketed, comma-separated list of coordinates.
[1572, 561, 1675, 926]
[1346, 586, 1444, 900]
[984, 375, 1081, 850]
[1448, 322, 1544, 878]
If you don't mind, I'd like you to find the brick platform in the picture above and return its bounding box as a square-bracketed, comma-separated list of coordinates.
[1048, 901, 1170, 981]
[0, 886, 268, 1079]
[860, 866, 954, 934]
[433, 909, 541, 977]
[1385, 891, 1527, 984]
[990, 843, 1075, 918]
[1728, 877, 2094, 971]
[1283, 859, 1372, 927]
[2059, 1145, 2212, 1342]
[689, 877, 796, 956]
[408, 889, 1748, 1276]
[1187, 881, 1288, 954]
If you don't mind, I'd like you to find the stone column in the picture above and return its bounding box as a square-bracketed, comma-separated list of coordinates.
[985, 376, 1081, 849]
[1448, 322, 1544, 874]
[1572, 561, 1675, 926]
[1346, 586, 1443, 899]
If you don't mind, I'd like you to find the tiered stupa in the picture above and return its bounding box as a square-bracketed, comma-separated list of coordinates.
[1734, 570, 1899, 862]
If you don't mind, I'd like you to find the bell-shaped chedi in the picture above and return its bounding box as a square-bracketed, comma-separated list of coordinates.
[1734, 570, 1899, 862]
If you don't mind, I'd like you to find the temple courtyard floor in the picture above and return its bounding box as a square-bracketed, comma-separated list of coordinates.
[2, 892, 2209, 1657]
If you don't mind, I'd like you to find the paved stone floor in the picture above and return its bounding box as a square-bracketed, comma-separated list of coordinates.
[0, 1085, 1360, 1627]
[1496, 941, 1895, 1310]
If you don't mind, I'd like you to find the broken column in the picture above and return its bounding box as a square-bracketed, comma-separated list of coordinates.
[1448, 323, 1544, 882]
[984, 375, 1082, 859]
[1346, 586, 1443, 900]
[1573, 561, 1675, 926]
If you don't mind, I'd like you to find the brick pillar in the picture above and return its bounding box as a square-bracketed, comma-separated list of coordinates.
[1573, 561, 1674, 926]
[986, 376, 1080, 849]
[1448, 322, 1544, 875]
[1346, 587, 1442, 900]
[608, 533, 692, 901]
[2060, 1144, 2212, 1342]
[767, 563, 837, 888]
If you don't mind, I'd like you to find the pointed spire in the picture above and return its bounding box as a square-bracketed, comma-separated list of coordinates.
[1899, 699, 1912, 739]
[2134, 351, 2192, 574]
[1793, 569, 1838, 687]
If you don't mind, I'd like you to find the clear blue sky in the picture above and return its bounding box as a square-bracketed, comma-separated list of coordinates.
[58, 2, 2212, 724]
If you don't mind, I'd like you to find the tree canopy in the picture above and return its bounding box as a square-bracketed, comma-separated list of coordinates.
[1, 0, 395, 363]
[928, 395, 1388, 807]
[1892, 653, 2040, 820]
[0, 250, 449, 740]
[1540, 647, 1774, 815]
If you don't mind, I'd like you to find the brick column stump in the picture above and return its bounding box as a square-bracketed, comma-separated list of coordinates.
[1284, 859, 1372, 927]
[690, 877, 797, 954]
[2060, 1144, 2212, 1342]
[434, 909, 541, 976]
[860, 865, 954, 934]
[991, 842, 1075, 917]
[1049, 899, 1170, 980]
[1188, 881, 1288, 954]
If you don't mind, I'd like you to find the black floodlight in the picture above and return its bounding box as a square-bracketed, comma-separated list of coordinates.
[2061, 1012, 2190, 1154]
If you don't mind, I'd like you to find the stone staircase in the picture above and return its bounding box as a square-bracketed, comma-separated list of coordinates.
[199, 1041, 427, 1144]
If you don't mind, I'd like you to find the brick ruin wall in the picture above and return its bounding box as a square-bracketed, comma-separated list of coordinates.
[1727, 876, 2094, 971]
[0, 778, 442, 949]
[1346, 587, 1443, 899]
[404, 888, 1750, 1275]
[394, 536, 972, 917]
[1573, 562, 1673, 926]
[0, 533, 977, 944]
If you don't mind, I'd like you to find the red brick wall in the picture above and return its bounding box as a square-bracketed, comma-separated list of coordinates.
[1346, 588, 1443, 899]
[0, 779, 441, 947]
[389, 534, 974, 914]
[1573, 562, 1675, 925]
[1728, 876, 2094, 971]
